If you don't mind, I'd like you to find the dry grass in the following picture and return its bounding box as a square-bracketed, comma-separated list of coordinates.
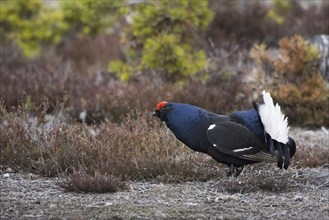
[293, 144, 329, 168]
[218, 164, 296, 193]
[57, 170, 124, 193]
[0, 100, 223, 192]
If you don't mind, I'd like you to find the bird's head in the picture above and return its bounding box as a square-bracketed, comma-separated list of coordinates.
[153, 101, 170, 121]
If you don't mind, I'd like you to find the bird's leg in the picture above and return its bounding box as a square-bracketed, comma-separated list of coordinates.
[226, 165, 244, 177]
[233, 166, 244, 177]
[226, 164, 234, 177]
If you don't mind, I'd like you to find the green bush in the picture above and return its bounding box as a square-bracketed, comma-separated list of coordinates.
[59, 1, 126, 35]
[2, 0, 211, 81]
[109, 0, 213, 81]
[141, 34, 207, 77]
[267, 0, 292, 24]
[0, 0, 125, 57]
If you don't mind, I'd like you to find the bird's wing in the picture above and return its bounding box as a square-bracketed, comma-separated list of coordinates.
[206, 121, 276, 162]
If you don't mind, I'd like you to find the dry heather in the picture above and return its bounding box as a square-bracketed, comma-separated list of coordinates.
[0, 101, 223, 192]
[1, 99, 328, 193]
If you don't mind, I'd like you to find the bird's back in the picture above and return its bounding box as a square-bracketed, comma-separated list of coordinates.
[230, 109, 265, 143]
[165, 104, 266, 152]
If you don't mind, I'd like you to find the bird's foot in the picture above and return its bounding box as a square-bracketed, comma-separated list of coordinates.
[234, 166, 244, 177]
[226, 165, 234, 177]
[226, 165, 244, 177]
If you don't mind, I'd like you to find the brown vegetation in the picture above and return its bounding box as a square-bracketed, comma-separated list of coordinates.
[1, 100, 328, 193]
[250, 35, 329, 127]
[207, 1, 329, 47]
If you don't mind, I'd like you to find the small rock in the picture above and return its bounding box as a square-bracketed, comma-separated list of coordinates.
[3, 173, 10, 178]
[321, 126, 328, 135]
[50, 204, 57, 209]
[217, 194, 239, 202]
[294, 196, 304, 202]
[185, 202, 198, 206]
[6, 167, 13, 173]
[27, 173, 39, 180]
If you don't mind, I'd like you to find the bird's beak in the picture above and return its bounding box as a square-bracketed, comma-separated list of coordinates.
[153, 110, 165, 121]
[152, 110, 160, 117]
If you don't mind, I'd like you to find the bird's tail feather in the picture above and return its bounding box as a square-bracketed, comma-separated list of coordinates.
[254, 90, 295, 170]
[258, 90, 289, 144]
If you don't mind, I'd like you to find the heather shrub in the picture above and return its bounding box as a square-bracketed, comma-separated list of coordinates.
[219, 165, 294, 193]
[56, 33, 124, 75]
[208, 1, 271, 47]
[274, 35, 320, 79]
[174, 76, 250, 114]
[58, 170, 124, 193]
[0, 45, 251, 123]
[0, 100, 221, 183]
[250, 35, 329, 127]
[207, 1, 329, 48]
[273, 75, 329, 126]
[1, 100, 328, 193]
[292, 134, 329, 168]
[181, 41, 255, 114]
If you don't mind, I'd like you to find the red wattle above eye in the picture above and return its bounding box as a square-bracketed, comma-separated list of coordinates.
[156, 101, 167, 110]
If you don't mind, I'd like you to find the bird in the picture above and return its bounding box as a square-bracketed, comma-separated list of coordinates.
[153, 90, 296, 177]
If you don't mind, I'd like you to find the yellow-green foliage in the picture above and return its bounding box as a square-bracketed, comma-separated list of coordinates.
[108, 60, 132, 81]
[0, 0, 43, 33]
[3, 0, 212, 80]
[141, 34, 207, 76]
[251, 35, 329, 127]
[267, 0, 292, 24]
[0, 0, 65, 57]
[1, 0, 125, 57]
[109, 0, 213, 81]
[59, 1, 126, 35]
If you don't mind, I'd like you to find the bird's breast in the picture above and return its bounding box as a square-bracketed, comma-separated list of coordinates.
[166, 117, 209, 152]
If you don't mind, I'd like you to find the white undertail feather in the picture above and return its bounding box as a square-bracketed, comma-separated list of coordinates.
[259, 90, 289, 144]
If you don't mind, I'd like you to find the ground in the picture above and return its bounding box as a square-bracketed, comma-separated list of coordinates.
[1, 128, 328, 220]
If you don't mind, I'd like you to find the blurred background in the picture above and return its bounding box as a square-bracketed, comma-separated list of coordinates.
[1, 0, 328, 126]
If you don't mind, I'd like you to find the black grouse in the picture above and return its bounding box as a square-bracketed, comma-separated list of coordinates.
[153, 90, 296, 177]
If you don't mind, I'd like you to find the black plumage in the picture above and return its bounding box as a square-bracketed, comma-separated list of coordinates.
[153, 100, 296, 177]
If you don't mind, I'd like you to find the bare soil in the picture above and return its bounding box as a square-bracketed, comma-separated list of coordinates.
[1, 128, 329, 220]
